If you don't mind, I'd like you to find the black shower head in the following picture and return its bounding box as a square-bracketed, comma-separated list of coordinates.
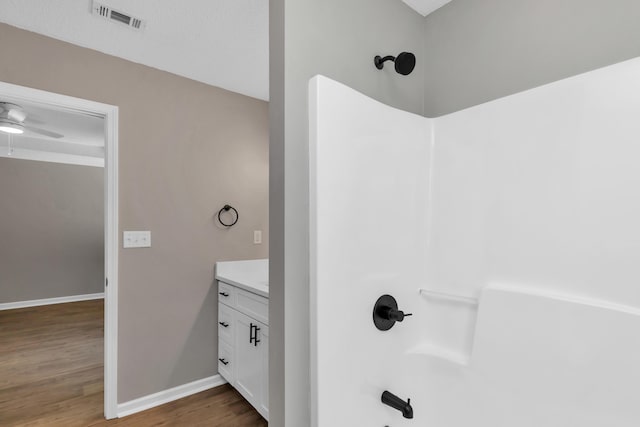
[374, 52, 416, 76]
[394, 52, 416, 75]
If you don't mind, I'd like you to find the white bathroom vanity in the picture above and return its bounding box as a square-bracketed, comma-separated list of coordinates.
[215, 259, 269, 421]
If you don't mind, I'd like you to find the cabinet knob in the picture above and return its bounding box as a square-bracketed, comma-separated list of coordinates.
[218, 358, 229, 366]
[219, 321, 229, 327]
[219, 292, 229, 297]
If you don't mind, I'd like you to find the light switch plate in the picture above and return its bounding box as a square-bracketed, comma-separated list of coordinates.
[253, 230, 262, 244]
[123, 231, 151, 248]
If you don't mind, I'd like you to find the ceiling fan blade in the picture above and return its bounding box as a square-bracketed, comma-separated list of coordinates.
[24, 115, 46, 125]
[25, 126, 64, 139]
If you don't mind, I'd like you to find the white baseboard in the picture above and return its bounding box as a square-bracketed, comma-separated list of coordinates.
[117, 375, 227, 418]
[0, 293, 105, 311]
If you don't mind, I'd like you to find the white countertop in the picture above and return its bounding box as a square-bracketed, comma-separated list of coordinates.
[215, 259, 268, 298]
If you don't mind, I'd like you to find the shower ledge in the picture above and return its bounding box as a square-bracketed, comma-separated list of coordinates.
[405, 343, 470, 366]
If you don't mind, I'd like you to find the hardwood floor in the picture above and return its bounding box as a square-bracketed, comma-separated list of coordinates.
[0, 300, 267, 426]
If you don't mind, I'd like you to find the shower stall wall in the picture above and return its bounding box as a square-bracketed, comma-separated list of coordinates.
[310, 57, 640, 426]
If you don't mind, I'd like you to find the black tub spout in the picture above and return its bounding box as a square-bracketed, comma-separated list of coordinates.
[381, 390, 413, 419]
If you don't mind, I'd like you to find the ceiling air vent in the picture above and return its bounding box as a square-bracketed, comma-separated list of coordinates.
[92, 1, 146, 31]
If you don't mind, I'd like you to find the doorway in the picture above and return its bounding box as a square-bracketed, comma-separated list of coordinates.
[0, 81, 119, 419]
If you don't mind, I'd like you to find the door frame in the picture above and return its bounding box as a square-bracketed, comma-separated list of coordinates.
[0, 81, 120, 419]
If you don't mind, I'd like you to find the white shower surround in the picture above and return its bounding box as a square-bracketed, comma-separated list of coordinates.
[310, 57, 640, 426]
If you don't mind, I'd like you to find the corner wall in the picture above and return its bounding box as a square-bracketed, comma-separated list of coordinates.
[269, 1, 426, 424]
[423, 0, 640, 116]
[0, 23, 269, 403]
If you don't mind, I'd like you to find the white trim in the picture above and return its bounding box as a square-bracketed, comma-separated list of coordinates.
[103, 93, 119, 420]
[0, 293, 104, 311]
[117, 375, 227, 418]
[0, 81, 120, 420]
[0, 146, 104, 167]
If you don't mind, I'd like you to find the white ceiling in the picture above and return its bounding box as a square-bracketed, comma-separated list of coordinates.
[0, 0, 269, 101]
[402, 0, 453, 17]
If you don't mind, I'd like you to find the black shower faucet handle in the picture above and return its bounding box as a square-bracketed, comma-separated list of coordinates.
[373, 294, 412, 331]
[383, 306, 412, 322]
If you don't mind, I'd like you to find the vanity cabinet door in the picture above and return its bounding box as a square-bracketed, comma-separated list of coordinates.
[234, 310, 266, 411]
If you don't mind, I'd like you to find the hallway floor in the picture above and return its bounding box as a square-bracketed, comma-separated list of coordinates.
[0, 300, 267, 426]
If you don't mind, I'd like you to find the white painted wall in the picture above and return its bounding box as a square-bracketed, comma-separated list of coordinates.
[310, 56, 640, 426]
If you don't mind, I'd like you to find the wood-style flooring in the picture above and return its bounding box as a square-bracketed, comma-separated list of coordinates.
[0, 300, 267, 426]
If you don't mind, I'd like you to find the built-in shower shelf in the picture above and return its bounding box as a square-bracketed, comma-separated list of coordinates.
[405, 343, 471, 366]
[419, 288, 479, 306]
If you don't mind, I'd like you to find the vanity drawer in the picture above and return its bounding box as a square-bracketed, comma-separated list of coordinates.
[236, 287, 269, 325]
[218, 340, 234, 384]
[218, 303, 235, 345]
[218, 281, 237, 308]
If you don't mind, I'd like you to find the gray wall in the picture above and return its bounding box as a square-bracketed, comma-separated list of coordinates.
[423, 0, 640, 116]
[0, 23, 269, 403]
[0, 158, 104, 303]
[269, 1, 425, 425]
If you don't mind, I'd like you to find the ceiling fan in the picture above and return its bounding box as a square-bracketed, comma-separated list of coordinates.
[0, 102, 64, 139]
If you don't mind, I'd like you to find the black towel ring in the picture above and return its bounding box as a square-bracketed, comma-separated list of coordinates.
[218, 205, 239, 227]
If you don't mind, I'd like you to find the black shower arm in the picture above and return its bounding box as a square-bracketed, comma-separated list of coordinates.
[375, 55, 396, 69]
[377, 55, 396, 64]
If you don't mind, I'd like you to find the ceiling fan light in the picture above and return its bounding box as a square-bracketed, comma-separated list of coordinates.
[0, 119, 24, 134]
